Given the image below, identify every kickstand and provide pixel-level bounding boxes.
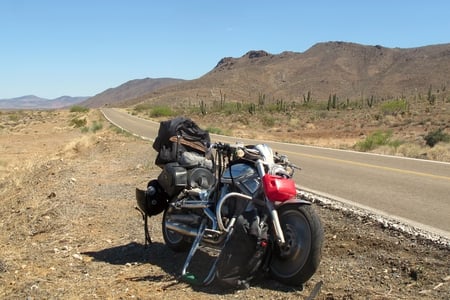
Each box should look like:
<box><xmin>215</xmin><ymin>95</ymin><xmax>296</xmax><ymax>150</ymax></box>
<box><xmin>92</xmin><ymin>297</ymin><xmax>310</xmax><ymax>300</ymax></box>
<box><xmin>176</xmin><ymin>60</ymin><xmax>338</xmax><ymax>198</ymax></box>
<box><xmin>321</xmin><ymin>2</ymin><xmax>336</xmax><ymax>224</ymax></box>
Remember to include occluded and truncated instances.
<box><xmin>180</xmin><ymin>220</ymin><xmax>206</xmax><ymax>284</ymax></box>
<box><xmin>202</xmin><ymin>226</ymin><xmax>235</xmax><ymax>285</ymax></box>
<box><xmin>180</xmin><ymin>220</ymin><xmax>236</xmax><ymax>286</ymax></box>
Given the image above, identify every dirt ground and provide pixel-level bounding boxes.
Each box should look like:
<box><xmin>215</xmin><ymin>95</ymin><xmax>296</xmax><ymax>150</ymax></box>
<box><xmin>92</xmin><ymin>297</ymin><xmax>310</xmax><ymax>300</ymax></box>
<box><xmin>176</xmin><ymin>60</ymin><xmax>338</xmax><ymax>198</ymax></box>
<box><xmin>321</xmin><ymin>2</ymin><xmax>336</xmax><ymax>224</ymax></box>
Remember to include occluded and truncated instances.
<box><xmin>0</xmin><ymin>109</ymin><xmax>449</xmax><ymax>299</ymax></box>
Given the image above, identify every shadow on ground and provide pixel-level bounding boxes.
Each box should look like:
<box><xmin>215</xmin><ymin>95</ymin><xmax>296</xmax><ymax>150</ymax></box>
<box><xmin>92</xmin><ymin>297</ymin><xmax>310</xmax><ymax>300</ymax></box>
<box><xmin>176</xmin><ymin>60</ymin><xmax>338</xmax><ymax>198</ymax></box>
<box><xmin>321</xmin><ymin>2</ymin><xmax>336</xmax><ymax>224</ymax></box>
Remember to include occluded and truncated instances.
<box><xmin>82</xmin><ymin>242</ymin><xmax>304</xmax><ymax>295</ymax></box>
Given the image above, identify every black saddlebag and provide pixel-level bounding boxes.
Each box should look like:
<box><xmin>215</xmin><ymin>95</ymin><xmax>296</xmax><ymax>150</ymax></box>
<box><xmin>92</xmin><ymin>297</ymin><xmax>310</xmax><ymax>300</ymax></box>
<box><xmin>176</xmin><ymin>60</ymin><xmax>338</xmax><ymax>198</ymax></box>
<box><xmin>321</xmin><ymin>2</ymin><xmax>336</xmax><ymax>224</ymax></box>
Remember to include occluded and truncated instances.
<box><xmin>215</xmin><ymin>209</ymin><xmax>268</xmax><ymax>288</ymax></box>
<box><xmin>157</xmin><ymin>162</ymin><xmax>188</xmax><ymax>197</ymax></box>
<box><xmin>153</xmin><ymin>117</ymin><xmax>210</xmax><ymax>167</ymax></box>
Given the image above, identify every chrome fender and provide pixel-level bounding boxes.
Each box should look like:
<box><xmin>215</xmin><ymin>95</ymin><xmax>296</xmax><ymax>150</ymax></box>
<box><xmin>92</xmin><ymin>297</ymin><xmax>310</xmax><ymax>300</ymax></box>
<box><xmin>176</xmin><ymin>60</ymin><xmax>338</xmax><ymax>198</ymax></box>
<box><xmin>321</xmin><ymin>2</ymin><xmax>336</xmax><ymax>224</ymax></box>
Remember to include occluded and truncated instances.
<box><xmin>273</xmin><ymin>197</ymin><xmax>311</xmax><ymax>209</ymax></box>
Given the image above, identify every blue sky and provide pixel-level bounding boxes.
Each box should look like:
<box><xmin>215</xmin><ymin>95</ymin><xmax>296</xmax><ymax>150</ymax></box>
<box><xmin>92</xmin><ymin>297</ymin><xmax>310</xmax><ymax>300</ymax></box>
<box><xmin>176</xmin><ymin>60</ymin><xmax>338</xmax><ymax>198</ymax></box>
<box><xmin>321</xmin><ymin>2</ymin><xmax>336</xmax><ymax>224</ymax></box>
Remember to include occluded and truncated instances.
<box><xmin>1</xmin><ymin>0</ymin><xmax>449</xmax><ymax>99</ymax></box>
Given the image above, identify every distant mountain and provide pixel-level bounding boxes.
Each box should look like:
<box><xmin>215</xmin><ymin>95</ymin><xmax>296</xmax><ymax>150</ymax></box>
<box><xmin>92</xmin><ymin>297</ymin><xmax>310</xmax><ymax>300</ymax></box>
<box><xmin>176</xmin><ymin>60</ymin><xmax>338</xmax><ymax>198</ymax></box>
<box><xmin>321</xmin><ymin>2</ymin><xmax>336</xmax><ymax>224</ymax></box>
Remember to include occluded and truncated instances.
<box><xmin>80</xmin><ymin>77</ymin><xmax>185</xmax><ymax>108</ymax></box>
<box><xmin>118</xmin><ymin>42</ymin><xmax>450</xmax><ymax>108</ymax></box>
<box><xmin>0</xmin><ymin>95</ymin><xmax>89</xmax><ymax>110</ymax></box>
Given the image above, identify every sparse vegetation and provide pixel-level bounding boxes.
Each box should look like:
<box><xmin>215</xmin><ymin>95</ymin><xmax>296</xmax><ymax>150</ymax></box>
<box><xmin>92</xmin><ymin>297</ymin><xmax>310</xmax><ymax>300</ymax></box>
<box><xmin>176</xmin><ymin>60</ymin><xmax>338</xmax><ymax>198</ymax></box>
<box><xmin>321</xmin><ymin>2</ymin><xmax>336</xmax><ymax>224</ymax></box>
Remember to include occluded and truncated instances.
<box><xmin>149</xmin><ymin>105</ymin><xmax>174</xmax><ymax>117</ymax></box>
<box><xmin>355</xmin><ymin>130</ymin><xmax>398</xmax><ymax>152</ymax></box>
<box><xmin>134</xmin><ymin>103</ymin><xmax>153</xmax><ymax>112</ymax></box>
<box><xmin>380</xmin><ymin>98</ymin><xmax>408</xmax><ymax>115</ymax></box>
<box><xmin>126</xmin><ymin>90</ymin><xmax>449</xmax><ymax>162</ymax></box>
<box><xmin>205</xmin><ymin>126</ymin><xmax>225</xmax><ymax>135</ymax></box>
<box><xmin>70</xmin><ymin>105</ymin><xmax>89</xmax><ymax>113</ymax></box>
<box><xmin>424</xmin><ymin>128</ymin><xmax>450</xmax><ymax>147</ymax></box>
<box><xmin>69</xmin><ymin>117</ymin><xmax>87</xmax><ymax>128</ymax></box>
<box><xmin>8</xmin><ymin>113</ymin><xmax>20</xmax><ymax>121</ymax></box>
<box><xmin>134</xmin><ymin>103</ymin><xmax>176</xmax><ymax>118</ymax></box>
<box><xmin>2</xmin><ymin>108</ymin><xmax>449</xmax><ymax>299</ymax></box>
<box><xmin>90</xmin><ymin>120</ymin><xmax>103</xmax><ymax>132</ymax></box>
<box><xmin>261</xmin><ymin>115</ymin><xmax>276</xmax><ymax>127</ymax></box>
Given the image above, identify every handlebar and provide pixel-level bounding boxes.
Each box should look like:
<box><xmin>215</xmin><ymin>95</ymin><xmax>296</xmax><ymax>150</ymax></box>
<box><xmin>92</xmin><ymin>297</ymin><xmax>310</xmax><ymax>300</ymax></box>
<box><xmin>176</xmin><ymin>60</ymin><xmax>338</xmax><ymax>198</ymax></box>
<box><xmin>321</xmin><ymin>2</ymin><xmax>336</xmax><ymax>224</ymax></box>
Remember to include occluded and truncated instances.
<box><xmin>274</xmin><ymin>152</ymin><xmax>301</xmax><ymax>171</ymax></box>
<box><xmin>207</xmin><ymin>142</ymin><xmax>300</xmax><ymax>173</ymax></box>
<box><xmin>207</xmin><ymin>142</ymin><xmax>261</xmax><ymax>160</ymax></box>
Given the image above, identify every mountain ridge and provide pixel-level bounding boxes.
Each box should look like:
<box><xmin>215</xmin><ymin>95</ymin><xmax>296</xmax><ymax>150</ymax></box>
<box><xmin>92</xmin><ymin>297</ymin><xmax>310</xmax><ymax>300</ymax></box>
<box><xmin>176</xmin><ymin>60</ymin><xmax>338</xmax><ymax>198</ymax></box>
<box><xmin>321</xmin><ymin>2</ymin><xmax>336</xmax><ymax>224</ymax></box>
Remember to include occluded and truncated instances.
<box><xmin>3</xmin><ymin>41</ymin><xmax>449</xmax><ymax>110</ymax></box>
<box><xmin>0</xmin><ymin>95</ymin><xmax>89</xmax><ymax>110</ymax></box>
<box><xmin>80</xmin><ymin>77</ymin><xmax>185</xmax><ymax>108</ymax></box>
<box><xmin>118</xmin><ymin>41</ymin><xmax>449</xmax><ymax>108</ymax></box>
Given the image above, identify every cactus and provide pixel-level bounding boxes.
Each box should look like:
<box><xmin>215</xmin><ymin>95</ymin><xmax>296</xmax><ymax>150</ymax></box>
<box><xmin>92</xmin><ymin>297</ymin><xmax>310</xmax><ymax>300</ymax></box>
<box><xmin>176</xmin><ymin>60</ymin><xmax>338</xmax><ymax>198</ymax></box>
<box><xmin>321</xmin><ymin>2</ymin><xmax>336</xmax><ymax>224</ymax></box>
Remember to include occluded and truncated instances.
<box><xmin>303</xmin><ymin>91</ymin><xmax>312</xmax><ymax>103</ymax></box>
<box><xmin>200</xmin><ymin>100</ymin><xmax>207</xmax><ymax>115</ymax></box>
<box><xmin>258</xmin><ymin>92</ymin><xmax>266</xmax><ymax>108</ymax></box>
<box><xmin>367</xmin><ymin>95</ymin><xmax>374</xmax><ymax>108</ymax></box>
<box><xmin>427</xmin><ymin>85</ymin><xmax>436</xmax><ymax>105</ymax></box>
<box><xmin>276</xmin><ymin>98</ymin><xmax>286</xmax><ymax>112</ymax></box>
<box><xmin>220</xmin><ymin>90</ymin><xmax>226</xmax><ymax>109</ymax></box>
<box><xmin>248</xmin><ymin>103</ymin><xmax>256</xmax><ymax>114</ymax></box>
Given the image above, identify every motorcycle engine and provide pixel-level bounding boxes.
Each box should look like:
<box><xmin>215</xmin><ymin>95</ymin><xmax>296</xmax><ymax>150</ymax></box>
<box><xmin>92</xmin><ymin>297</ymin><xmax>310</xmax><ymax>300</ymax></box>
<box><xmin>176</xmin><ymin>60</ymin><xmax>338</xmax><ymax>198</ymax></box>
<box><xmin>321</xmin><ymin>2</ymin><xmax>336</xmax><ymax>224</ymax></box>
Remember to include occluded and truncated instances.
<box><xmin>188</xmin><ymin>167</ymin><xmax>215</xmax><ymax>190</ymax></box>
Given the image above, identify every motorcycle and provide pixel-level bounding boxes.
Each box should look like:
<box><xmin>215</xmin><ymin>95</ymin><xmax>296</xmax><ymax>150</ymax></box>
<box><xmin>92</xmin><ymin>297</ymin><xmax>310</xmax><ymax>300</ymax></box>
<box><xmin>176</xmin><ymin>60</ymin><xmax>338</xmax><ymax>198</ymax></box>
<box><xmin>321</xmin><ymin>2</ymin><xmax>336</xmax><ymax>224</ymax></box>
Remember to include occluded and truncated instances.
<box><xmin>136</xmin><ymin>120</ymin><xmax>323</xmax><ymax>288</ymax></box>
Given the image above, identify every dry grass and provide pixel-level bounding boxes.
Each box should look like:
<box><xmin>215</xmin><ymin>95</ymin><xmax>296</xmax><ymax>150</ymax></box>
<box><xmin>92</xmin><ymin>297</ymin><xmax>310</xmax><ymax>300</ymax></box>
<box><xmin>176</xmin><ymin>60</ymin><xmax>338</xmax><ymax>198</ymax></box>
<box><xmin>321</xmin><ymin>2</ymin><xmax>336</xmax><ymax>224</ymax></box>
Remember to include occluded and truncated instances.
<box><xmin>0</xmin><ymin>108</ymin><xmax>449</xmax><ymax>299</ymax></box>
<box><xmin>131</xmin><ymin>98</ymin><xmax>450</xmax><ymax>162</ymax></box>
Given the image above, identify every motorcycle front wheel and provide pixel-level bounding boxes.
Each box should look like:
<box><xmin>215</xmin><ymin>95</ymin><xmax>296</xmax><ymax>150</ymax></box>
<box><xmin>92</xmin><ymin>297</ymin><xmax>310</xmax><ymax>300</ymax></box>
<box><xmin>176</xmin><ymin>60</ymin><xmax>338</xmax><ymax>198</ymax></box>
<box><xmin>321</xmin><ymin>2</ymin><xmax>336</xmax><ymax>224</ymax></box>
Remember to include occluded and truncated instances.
<box><xmin>162</xmin><ymin>208</ymin><xmax>192</xmax><ymax>252</ymax></box>
<box><xmin>270</xmin><ymin>204</ymin><xmax>323</xmax><ymax>286</ymax></box>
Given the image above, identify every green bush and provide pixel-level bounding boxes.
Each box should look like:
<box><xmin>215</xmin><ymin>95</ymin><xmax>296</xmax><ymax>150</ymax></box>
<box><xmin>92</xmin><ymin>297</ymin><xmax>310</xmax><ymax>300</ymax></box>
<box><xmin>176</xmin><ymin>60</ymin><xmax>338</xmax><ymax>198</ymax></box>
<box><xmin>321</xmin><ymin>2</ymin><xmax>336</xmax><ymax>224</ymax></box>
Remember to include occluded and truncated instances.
<box><xmin>134</xmin><ymin>103</ymin><xmax>153</xmax><ymax>112</ymax></box>
<box><xmin>70</xmin><ymin>105</ymin><xmax>89</xmax><ymax>113</ymax></box>
<box><xmin>70</xmin><ymin>117</ymin><xmax>87</xmax><ymax>128</ymax></box>
<box><xmin>8</xmin><ymin>113</ymin><xmax>20</xmax><ymax>121</ymax></box>
<box><xmin>380</xmin><ymin>99</ymin><xmax>408</xmax><ymax>115</ymax></box>
<box><xmin>261</xmin><ymin>115</ymin><xmax>275</xmax><ymax>127</ymax></box>
<box><xmin>424</xmin><ymin>128</ymin><xmax>450</xmax><ymax>147</ymax></box>
<box><xmin>355</xmin><ymin>130</ymin><xmax>393</xmax><ymax>151</ymax></box>
<box><xmin>91</xmin><ymin>121</ymin><xmax>103</xmax><ymax>132</ymax></box>
<box><xmin>150</xmin><ymin>106</ymin><xmax>173</xmax><ymax>117</ymax></box>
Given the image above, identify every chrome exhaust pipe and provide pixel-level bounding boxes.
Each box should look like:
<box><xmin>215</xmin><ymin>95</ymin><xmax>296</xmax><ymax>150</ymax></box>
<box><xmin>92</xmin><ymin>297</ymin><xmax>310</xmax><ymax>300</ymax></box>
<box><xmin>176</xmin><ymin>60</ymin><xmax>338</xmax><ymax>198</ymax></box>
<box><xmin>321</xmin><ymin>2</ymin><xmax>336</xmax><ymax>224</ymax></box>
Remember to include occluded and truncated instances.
<box><xmin>165</xmin><ymin>221</ymin><xmax>198</xmax><ymax>237</ymax></box>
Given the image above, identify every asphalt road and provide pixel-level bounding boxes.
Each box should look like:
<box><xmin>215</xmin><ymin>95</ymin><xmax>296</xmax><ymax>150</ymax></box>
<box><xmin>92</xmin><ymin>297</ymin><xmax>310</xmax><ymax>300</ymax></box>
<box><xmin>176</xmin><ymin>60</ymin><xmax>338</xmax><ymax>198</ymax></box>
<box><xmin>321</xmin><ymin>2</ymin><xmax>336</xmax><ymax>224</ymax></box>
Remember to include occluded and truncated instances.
<box><xmin>101</xmin><ymin>108</ymin><xmax>450</xmax><ymax>238</ymax></box>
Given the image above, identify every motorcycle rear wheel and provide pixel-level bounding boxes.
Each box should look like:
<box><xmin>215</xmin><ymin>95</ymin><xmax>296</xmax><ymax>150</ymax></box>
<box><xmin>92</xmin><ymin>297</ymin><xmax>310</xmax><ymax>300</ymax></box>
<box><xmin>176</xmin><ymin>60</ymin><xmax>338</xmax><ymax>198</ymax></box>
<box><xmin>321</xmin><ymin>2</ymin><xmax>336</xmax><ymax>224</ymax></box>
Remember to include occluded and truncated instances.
<box><xmin>162</xmin><ymin>208</ymin><xmax>192</xmax><ymax>252</ymax></box>
<box><xmin>270</xmin><ymin>204</ymin><xmax>323</xmax><ymax>286</ymax></box>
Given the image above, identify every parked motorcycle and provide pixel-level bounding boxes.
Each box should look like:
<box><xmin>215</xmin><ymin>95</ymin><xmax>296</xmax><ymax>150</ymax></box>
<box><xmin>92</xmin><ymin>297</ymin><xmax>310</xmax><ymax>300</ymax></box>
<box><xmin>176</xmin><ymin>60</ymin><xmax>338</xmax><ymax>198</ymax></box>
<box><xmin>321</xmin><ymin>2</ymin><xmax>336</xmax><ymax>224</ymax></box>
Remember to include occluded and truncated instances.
<box><xmin>136</xmin><ymin>118</ymin><xmax>323</xmax><ymax>288</ymax></box>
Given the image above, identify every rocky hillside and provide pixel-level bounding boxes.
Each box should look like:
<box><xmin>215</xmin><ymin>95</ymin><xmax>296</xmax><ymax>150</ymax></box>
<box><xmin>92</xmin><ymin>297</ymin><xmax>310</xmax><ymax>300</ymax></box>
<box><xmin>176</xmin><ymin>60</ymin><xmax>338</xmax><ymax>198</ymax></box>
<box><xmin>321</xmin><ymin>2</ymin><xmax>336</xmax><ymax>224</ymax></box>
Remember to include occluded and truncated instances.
<box><xmin>81</xmin><ymin>77</ymin><xmax>184</xmax><ymax>108</ymax></box>
<box><xmin>119</xmin><ymin>42</ymin><xmax>450</xmax><ymax>108</ymax></box>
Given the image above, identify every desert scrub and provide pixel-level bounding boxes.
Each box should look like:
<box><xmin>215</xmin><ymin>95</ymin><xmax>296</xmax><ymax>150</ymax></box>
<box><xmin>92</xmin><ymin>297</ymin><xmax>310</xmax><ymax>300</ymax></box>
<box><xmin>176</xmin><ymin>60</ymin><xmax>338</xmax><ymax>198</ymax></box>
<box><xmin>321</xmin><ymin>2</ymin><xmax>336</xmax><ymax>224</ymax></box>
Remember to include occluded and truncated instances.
<box><xmin>426</xmin><ymin>143</ymin><xmax>450</xmax><ymax>162</ymax></box>
<box><xmin>134</xmin><ymin>103</ymin><xmax>153</xmax><ymax>112</ymax></box>
<box><xmin>261</xmin><ymin>115</ymin><xmax>276</xmax><ymax>127</ymax></box>
<box><xmin>70</xmin><ymin>105</ymin><xmax>89</xmax><ymax>113</ymax></box>
<box><xmin>355</xmin><ymin>130</ymin><xmax>400</xmax><ymax>152</ymax></box>
<box><xmin>205</xmin><ymin>126</ymin><xmax>231</xmax><ymax>136</ymax></box>
<box><xmin>80</xmin><ymin>120</ymin><xmax>103</xmax><ymax>133</ymax></box>
<box><xmin>396</xmin><ymin>143</ymin><xmax>427</xmax><ymax>159</ymax></box>
<box><xmin>133</xmin><ymin>104</ymin><xmax>149</xmax><ymax>116</ymax></box>
<box><xmin>90</xmin><ymin>120</ymin><xmax>103</xmax><ymax>132</ymax></box>
<box><xmin>70</xmin><ymin>117</ymin><xmax>87</xmax><ymax>128</ymax></box>
<box><xmin>8</xmin><ymin>113</ymin><xmax>21</xmax><ymax>122</ymax></box>
<box><xmin>424</xmin><ymin>128</ymin><xmax>450</xmax><ymax>147</ymax></box>
<box><xmin>380</xmin><ymin>99</ymin><xmax>408</xmax><ymax>115</ymax></box>
<box><xmin>149</xmin><ymin>105</ymin><xmax>174</xmax><ymax>117</ymax></box>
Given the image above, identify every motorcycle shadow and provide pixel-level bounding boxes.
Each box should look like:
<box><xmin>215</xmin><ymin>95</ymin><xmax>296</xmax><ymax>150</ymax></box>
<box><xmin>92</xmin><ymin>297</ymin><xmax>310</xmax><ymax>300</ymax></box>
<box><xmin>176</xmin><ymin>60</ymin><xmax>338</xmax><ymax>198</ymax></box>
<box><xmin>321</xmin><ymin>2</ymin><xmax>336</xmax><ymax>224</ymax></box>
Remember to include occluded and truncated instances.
<box><xmin>82</xmin><ymin>241</ymin><xmax>301</xmax><ymax>295</ymax></box>
<box><xmin>82</xmin><ymin>241</ymin><xmax>188</xmax><ymax>276</ymax></box>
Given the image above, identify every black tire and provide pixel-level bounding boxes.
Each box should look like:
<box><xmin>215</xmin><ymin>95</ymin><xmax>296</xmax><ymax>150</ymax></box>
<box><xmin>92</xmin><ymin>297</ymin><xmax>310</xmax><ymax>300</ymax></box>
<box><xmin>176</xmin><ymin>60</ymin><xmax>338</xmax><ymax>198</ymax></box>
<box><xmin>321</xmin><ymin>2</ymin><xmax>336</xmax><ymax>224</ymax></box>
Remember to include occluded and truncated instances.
<box><xmin>161</xmin><ymin>208</ymin><xmax>192</xmax><ymax>252</ymax></box>
<box><xmin>270</xmin><ymin>204</ymin><xmax>323</xmax><ymax>286</ymax></box>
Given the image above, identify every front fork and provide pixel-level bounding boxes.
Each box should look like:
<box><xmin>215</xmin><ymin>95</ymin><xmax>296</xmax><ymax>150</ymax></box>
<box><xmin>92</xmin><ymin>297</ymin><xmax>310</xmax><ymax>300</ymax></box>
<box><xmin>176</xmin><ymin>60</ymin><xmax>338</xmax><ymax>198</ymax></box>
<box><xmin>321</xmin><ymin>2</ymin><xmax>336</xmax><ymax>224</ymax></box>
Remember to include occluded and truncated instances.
<box><xmin>266</xmin><ymin>200</ymin><xmax>286</xmax><ymax>245</ymax></box>
<box><xmin>255</xmin><ymin>159</ymin><xmax>287</xmax><ymax>246</ymax></box>
<box><xmin>268</xmin><ymin>199</ymin><xmax>312</xmax><ymax>247</ymax></box>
